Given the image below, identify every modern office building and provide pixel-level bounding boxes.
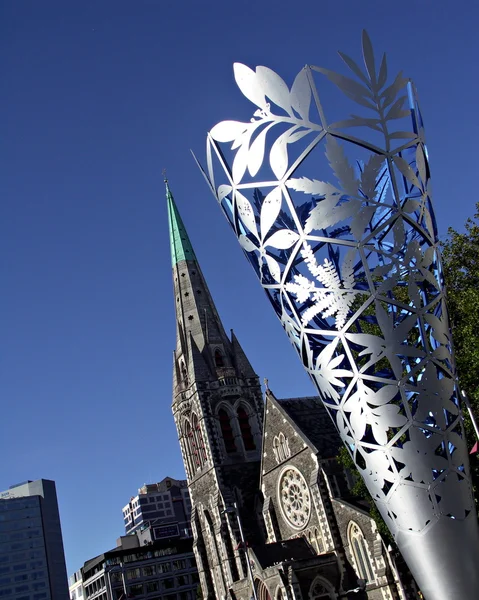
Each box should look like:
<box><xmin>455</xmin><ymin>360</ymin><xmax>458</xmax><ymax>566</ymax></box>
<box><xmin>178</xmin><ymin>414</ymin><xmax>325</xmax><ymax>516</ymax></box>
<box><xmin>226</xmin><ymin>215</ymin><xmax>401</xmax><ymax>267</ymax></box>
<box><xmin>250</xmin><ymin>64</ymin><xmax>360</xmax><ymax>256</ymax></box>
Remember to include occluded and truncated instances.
<box><xmin>121</xmin><ymin>477</ymin><xmax>191</xmax><ymax>539</ymax></box>
<box><xmin>68</xmin><ymin>570</ymin><xmax>84</xmax><ymax>600</ymax></box>
<box><xmin>0</xmin><ymin>479</ymin><xmax>69</xmax><ymax>600</ymax></box>
<box><xmin>81</xmin><ymin>528</ymin><xmax>199</xmax><ymax>600</ymax></box>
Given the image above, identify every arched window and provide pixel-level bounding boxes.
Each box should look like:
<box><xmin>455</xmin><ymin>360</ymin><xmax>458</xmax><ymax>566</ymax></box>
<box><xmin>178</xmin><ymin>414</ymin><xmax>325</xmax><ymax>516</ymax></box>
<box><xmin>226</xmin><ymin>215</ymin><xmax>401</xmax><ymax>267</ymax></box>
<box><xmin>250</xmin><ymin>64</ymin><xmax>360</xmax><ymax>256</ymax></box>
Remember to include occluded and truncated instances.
<box><xmin>255</xmin><ymin>580</ymin><xmax>272</xmax><ymax>600</ymax></box>
<box><xmin>180</xmin><ymin>360</ymin><xmax>188</xmax><ymax>386</ymax></box>
<box><xmin>184</xmin><ymin>419</ymin><xmax>197</xmax><ymax>474</ymax></box>
<box><xmin>219</xmin><ymin>409</ymin><xmax>236</xmax><ymax>453</ymax></box>
<box><xmin>348</xmin><ymin>522</ymin><xmax>375</xmax><ymax>584</ymax></box>
<box><xmin>204</xmin><ymin>511</ymin><xmax>222</xmax><ymax>577</ymax></box>
<box><xmin>237</xmin><ymin>406</ymin><xmax>256</xmax><ymax>450</ymax></box>
<box><xmin>273</xmin><ymin>432</ymin><xmax>290</xmax><ymax>464</ymax></box>
<box><xmin>221</xmin><ymin>518</ymin><xmax>239</xmax><ymax>582</ymax></box>
<box><xmin>214</xmin><ymin>349</ymin><xmax>224</xmax><ymax>367</ymax></box>
<box><xmin>192</xmin><ymin>413</ymin><xmax>207</xmax><ymax>466</ymax></box>
<box><xmin>194</xmin><ymin>512</ymin><xmax>214</xmax><ymax>597</ymax></box>
<box><xmin>272</xmin><ymin>436</ymin><xmax>280</xmax><ymax>462</ymax></box>
<box><xmin>279</xmin><ymin>432</ymin><xmax>290</xmax><ymax>459</ymax></box>
<box><xmin>308</xmin><ymin>576</ymin><xmax>336</xmax><ymax>600</ymax></box>
<box><xmin>306</xmin><ymin>528</ymin><xmax>324</xmax><ymax>555</ymax></box>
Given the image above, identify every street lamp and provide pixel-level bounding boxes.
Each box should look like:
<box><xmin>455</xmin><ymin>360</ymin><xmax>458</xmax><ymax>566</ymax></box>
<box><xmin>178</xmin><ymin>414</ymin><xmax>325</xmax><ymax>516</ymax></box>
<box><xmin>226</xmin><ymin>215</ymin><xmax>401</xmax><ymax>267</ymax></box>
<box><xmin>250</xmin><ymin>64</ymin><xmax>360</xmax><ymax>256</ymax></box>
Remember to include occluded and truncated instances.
<box><xmin>222</xmin><ymin>503</ymin><xmax>258</xmax><ymax>600</ymax></box>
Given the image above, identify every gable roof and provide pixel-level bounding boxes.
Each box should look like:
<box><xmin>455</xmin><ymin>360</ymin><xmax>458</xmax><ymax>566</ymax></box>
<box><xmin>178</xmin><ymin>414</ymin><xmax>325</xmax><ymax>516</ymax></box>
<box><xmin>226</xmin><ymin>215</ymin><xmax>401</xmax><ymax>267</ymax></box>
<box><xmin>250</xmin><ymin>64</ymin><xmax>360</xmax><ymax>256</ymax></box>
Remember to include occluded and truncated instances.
<box><xmin>269</xmin><ymin>393</ymin><xmax>342</xmax><ymax>459</ymax></box>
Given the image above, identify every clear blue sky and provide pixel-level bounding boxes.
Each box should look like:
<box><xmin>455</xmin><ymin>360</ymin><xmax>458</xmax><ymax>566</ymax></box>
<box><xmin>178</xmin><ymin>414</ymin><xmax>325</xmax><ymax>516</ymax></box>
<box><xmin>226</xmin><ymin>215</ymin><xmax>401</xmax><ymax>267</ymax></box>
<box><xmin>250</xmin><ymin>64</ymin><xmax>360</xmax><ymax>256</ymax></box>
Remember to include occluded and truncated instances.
<box><xmin>2</xmin><ymin>0</ymin><xmax>478</xmax><ymax>575</ymax></box>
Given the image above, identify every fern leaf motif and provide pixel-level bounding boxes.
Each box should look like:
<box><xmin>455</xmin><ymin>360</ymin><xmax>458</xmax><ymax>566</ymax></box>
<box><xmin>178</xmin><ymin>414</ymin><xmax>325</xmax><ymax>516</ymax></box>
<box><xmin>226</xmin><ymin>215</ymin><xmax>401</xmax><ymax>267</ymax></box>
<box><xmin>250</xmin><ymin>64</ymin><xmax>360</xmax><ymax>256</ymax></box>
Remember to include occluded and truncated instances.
<box><xmin>285</xmin><ymin>244</ymin><xmax>359</xmax><ymax>330</ymax></box>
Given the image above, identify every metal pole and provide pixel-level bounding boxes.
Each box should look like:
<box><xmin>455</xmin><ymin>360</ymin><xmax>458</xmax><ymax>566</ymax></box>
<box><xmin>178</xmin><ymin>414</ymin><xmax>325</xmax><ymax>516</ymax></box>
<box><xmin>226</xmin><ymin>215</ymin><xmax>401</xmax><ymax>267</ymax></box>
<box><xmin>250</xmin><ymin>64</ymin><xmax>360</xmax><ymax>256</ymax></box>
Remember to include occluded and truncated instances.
<box><xmin>105</xmin><ymin>565</ymin><xmax>126</xmax><ymax>600</ymax></box>
<box><xmin>384</xmin><ymin>544</ymin><xmax>407</xmax><ymax>600</ymax></box>
<box><xmin>120</xmin><ymin>561</ymin><xmax>127</xmax><ymax>598</ymax></box>
<box><xmin>106</xmin><ymin>568</ymin><xmax>113</xmax><ymax>600</ymax></box>
<box><xmin>462</xmin><ymin>390</ymin><xmax>479</xmax><ymax>441</ymax></box>
<box><xmin>233</xmin><ymin>502</ymin><xmax>258</xmax><ymax>600</ymax></box>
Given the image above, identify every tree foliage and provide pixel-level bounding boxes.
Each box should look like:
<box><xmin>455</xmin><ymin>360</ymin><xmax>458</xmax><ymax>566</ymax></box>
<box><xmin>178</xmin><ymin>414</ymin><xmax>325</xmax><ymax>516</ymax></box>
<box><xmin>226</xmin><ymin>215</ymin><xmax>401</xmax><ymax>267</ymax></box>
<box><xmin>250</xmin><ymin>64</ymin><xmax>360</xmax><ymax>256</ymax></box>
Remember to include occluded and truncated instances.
<box><xmin>337</xmin><ymin>445</ymin><xmax>393</xmax><ymax>543</ymax></box>
<box><xmin>441</xmin><ymin>202</ymin><xmax>479</xmax><ymax>495</ymax></box>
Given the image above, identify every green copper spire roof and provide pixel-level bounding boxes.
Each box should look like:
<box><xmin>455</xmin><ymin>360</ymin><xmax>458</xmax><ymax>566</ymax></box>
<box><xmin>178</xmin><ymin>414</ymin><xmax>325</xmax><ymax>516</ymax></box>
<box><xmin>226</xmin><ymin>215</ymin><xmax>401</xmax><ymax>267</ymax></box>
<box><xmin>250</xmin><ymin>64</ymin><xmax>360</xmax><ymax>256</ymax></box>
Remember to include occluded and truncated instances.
<box><xmin>166</xmin><ymin>179</ymin><xmax>197</xmax><ymax>266</ymax></box>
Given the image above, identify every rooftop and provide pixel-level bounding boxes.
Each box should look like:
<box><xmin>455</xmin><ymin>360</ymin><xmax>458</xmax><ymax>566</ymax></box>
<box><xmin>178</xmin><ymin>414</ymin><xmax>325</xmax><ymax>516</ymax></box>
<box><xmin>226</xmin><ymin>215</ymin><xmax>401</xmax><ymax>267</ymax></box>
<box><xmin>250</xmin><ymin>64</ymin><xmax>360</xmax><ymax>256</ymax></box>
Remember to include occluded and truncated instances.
<box><xmin>275</xmin><ymin>395</ymin><xmax>342</xmax><ymax>459</ymax></box>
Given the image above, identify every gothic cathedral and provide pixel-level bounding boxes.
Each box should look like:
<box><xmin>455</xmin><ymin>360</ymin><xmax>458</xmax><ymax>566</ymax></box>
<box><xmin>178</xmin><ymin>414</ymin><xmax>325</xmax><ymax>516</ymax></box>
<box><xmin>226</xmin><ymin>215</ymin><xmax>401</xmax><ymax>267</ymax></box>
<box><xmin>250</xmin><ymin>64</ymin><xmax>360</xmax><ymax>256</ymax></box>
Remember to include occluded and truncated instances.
<box><xmin>166</xmin><ymin>182</ymin><xmax>417</xmax><ymax>600</ymax></box>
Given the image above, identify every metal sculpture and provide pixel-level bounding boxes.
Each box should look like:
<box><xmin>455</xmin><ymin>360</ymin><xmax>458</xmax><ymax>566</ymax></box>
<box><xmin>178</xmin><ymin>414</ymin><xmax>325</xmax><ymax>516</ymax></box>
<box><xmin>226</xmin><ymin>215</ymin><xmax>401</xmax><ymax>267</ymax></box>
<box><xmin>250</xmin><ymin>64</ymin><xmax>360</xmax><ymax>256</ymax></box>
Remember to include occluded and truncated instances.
<box><xmin>197</xmin><ymin>32</ymin><xmax>479</xmax><ymax>598</ymax></box>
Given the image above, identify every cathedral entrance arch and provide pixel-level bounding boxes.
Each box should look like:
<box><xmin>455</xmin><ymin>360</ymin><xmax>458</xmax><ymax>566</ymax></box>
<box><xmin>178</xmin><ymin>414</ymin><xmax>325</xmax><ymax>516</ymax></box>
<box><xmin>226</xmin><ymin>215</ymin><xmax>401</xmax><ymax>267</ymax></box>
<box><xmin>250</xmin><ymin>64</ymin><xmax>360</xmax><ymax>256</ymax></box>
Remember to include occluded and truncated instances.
<box><xmin>308</xmin><ymin>576</ymin><xmax>336</xmax><ymax>600</ymax></box>
<box><xmin>254</xmin><ymin>579</ymin><xmax>272</xmax><ymax>600</ymax></box>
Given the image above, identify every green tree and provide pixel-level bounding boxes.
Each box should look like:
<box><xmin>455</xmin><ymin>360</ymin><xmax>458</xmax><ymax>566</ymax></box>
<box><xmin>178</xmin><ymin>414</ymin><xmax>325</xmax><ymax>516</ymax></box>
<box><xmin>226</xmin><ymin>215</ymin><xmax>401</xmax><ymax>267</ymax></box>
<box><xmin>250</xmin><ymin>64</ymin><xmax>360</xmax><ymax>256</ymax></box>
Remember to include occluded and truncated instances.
<box><xmin>337</xmin><ymin>445</ymin><xmax>393</xmax><ymax>543</ymax></box>
<box><xmin>441</xmin><ymin>202</ymin><xmax>479</xmax><ymax>497</ymax></box>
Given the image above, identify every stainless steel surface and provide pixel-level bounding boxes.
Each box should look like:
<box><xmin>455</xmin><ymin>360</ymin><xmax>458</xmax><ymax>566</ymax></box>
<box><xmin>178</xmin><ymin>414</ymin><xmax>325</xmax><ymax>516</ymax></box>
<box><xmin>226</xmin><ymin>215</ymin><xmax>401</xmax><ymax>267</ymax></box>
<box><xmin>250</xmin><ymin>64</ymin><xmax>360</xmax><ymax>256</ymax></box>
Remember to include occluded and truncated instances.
<box><xmin>198</xmin><ymin>31</ymin><xmax>479</xmax><ymax>598</ymax></box>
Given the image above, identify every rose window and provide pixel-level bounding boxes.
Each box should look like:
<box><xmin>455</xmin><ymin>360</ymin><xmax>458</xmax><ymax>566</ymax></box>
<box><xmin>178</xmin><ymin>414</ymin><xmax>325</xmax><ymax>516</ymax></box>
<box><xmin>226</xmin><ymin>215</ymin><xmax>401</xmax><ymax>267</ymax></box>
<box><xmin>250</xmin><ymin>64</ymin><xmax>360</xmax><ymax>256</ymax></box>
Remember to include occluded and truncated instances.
<box><xmin>278</xmin><ymin>467</ymin><xmax>311</xmax><ymax>530</ymax></box>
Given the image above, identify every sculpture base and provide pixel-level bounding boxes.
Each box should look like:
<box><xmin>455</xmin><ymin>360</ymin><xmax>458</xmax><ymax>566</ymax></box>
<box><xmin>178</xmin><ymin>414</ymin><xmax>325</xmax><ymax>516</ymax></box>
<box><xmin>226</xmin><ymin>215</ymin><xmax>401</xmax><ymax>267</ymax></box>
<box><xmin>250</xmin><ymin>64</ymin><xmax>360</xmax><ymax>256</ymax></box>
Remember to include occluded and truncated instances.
<box><xmin>397</xmin><ymin>512</ymin><xmax>479</xmax><ymax>599</ymax></box>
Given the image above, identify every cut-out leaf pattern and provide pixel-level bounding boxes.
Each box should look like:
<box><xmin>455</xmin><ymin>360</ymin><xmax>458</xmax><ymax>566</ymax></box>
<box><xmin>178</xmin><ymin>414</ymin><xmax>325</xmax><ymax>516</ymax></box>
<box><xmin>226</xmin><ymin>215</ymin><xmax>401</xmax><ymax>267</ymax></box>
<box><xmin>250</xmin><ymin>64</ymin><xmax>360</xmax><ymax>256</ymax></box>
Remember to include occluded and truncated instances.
<box><xmin>264</xmin><ymin>255</ymin><xmax>281</xmax><ymax>282</ymax></box>
<box><xmin>210</xmin><ymin>120</ymin><xmax>250</xmax><ymax>143</ymax></box>
<box><xmin>265</xmin><ymin>229</ymin><xmax>299</xmax><ymax>250</ymax></box>
<box><xmin>232</xmin><ymin>142</ymin><xmax>250</xmax><ymax>184</ymax></box>
<box><xmin>233</xmin><ymin>63</ymin><xmax>266</xmax><ymax>108</ymax></box>
<box><xmin>317</xmin><ymin>67</ymin><xmax>376</xmax><ymax>109</ymax></box>
<box><xmin>286</xmin><ymin>244</ymin><xmax>360</xmax><ymax>329</ymax></box>
<box><xmin>326</xmin><ymin>136</ymin><xmax>359</xmax><ymax>196</ymax></box>
<box><xmin>343</xmin><ymin>383</ymin><xmax>407</xmax><ymax>445</ymax></box>
<box><xmin>287</xmin><ymin>177</ymin><xmax>340</xmax><ymax>197</ymax></box>
<box><xmin>203</xmin><ymin>30</ymin><xmax>473</xmax><ymax>548</ymax></box>
<box><xmin>290</xmin><ymin>68</ymin><xmax>312</xmax><ymax>120</ymax></box>
<box><xmin>362</xmin><ymin>30</ymin><xmax>377</xmax><ymax>86</ymax></box>
<box><xmin>313</xmin><ymin>340</ymin><xmax>352</xmax><ymax>402</ymax></box>
<box><xmin>361</xmin><ymin>154</ymin><xmax>383</xmax><ymax>200</ymax></box>
<box><xmin>260</xmin><ymin>187</ymin><xmax>282</xmax><ymax>240</ymax></box>
<box><xmin>256</xmin><ymin>66</ymin><xmax>293</xmax><ymax>114</ymax></box>
<box><xmin>270</xmin><ymin>130</ymin><xmax>290</xmax><ymax>179</ymax></box>
<box><xmin>235</xmin><ymin>191</ymin><xmax>257</xmax><ymax>236</ymax></box>
<box><xmin>318</xmin><ymin>33</ymin><xmax>411</xmax><ymax>141</ymax></box>
<box><xmin>393</xmin><ymin>155</ymin><xmax>421</xmax><ymax>189</ymax></box>
<box><xmin>210</xmin><ymin>63</ymin><xmax>323</xmax><ymax>183</ymax></box>
<box><xmin>217</xmin><ymin>184</ymin><xmax>232</xmax><ymax>202</ymax></box>
<box><xmin>234</xmin><ymin>187</ymin><xmax>300</xmax><ymax>284</ymax></box>
<box><xmin>239</xmin><ymin>234</ymin><xmax>258</xmax><ymax>253</ymax></box>
<box><xmin>248</xmin><ymin>124</ymin><xmax>273</xmax><ymax>177</ymax></box>
<box><xmin>290</xmin><ymin>143</ymin><xmax>383</xmax><ymax>239</ymax></box>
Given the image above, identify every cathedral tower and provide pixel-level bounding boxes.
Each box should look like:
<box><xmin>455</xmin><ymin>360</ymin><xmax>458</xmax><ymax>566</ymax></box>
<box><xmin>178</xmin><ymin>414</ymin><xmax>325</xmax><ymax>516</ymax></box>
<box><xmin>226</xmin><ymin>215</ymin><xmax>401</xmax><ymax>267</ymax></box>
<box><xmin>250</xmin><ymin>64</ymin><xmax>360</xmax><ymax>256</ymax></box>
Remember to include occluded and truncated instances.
<box><xmin>167</xmin><ymin>180</ymin><xmax>264</xmax><ymax>599</ymax></box>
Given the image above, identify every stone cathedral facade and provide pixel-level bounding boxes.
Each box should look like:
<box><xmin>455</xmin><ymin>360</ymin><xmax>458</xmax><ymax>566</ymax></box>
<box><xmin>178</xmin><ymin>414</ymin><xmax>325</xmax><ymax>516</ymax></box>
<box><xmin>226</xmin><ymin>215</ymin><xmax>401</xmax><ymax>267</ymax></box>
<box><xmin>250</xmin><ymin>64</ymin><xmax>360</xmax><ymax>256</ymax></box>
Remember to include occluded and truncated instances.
<box><xmin>166</xmin><ymin>183</ymin><xmax>416</xmax><ymax>600</ymax></box>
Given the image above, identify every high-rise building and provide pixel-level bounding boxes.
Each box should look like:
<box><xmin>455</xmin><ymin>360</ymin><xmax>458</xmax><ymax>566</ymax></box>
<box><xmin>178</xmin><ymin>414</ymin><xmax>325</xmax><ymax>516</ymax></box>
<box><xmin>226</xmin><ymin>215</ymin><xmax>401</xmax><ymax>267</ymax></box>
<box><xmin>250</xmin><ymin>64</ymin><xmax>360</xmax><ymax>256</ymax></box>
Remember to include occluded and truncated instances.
<box><xmin>0</xmin><ymin>479</ymin><xmax>69</xmax><ymax>600</ymax></box>
<box><xmin>70</xmin><ymin>478</ymin><xmax>199</xmax><ymax>600</ymax></box>
<box><xmin>121</xmin><ymin>477</ymin><xmax>191</xmax><ymax>539</ymax></box>
<box><xmin>68</xmin><ymin>570</ymin><xmax>83</xmax><ymax>600</ymax></box>
<box><xmin>79</xmin><ymin>525</ymin><xmax>199</xmax><ymax>600</ymax></box>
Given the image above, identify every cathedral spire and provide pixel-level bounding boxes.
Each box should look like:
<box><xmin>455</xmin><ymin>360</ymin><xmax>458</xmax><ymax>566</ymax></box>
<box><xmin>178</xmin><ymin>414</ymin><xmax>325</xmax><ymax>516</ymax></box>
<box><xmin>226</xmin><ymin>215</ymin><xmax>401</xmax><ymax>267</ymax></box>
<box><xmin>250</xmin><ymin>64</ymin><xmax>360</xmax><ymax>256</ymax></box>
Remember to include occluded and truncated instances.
<box><xmin>166</xmin><ymin>178</ymin><xmax>197</xmax><ymax>266</ymax></box>
<box><xmin>167</xmin><ymin>179</ymin><xmax>235</xmax><ymax>390</ymax></box>
<box><xmin>167</xmin><ymin>180</ymin><xmax>265</xmax><ymax>600</ymax></box>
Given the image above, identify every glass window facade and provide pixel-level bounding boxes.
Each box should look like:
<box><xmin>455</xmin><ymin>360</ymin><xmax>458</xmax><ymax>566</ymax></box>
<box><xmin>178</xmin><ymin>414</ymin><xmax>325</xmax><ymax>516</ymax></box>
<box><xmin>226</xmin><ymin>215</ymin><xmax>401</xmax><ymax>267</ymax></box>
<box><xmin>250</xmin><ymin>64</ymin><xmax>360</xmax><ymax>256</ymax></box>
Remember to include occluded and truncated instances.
<box><xmin>0</xmin><ymin>496</ymin><xmax>51</xmax><ymax>600</ymax></box>
<box><xmin>0</xmin><ymin>480</ymin><xmax>69</xmax><ymax>600</ymax></box>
